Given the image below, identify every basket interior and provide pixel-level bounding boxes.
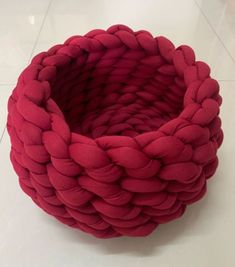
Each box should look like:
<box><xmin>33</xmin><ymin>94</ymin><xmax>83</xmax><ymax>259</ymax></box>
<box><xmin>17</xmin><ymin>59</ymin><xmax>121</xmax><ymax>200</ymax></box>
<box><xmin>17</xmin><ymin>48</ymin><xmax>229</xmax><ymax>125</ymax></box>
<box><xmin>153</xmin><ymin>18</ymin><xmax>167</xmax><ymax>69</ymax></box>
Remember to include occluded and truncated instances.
<box><xmin>50</xmin><ymin>47</ymin><xmax>187</xmax><ymax>138</ymax></box>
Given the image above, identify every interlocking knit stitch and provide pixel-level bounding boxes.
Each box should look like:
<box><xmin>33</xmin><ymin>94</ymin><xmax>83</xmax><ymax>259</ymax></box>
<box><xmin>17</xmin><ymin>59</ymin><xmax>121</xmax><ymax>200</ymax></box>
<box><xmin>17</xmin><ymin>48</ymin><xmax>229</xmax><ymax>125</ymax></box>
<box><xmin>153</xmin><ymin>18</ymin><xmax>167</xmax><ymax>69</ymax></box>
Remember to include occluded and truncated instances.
<box><xmin>7</xmin><ymin>25</ymin><xmax>223</xmax><ymax>238</ymax></box>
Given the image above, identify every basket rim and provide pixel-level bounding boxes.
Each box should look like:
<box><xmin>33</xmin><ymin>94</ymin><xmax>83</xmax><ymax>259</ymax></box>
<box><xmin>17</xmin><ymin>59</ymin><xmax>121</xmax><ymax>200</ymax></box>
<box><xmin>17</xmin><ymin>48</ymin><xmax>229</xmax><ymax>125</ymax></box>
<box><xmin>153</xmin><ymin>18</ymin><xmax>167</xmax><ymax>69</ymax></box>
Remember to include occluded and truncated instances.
<box><xmin>10</xmin><ymin>24</ymin><xmax>220</xmax><ymax>144</ymax></box>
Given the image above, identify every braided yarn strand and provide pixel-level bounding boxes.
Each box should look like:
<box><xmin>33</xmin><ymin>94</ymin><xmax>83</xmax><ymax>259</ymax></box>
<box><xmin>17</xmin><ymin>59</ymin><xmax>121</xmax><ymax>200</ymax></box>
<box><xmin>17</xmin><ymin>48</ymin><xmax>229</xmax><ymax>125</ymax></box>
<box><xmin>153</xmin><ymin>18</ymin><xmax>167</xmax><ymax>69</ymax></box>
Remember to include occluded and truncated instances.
<box><xmin>7</xmin><ymin>25</ymin><xmax>223</xmax><ymax>238</ymax></box>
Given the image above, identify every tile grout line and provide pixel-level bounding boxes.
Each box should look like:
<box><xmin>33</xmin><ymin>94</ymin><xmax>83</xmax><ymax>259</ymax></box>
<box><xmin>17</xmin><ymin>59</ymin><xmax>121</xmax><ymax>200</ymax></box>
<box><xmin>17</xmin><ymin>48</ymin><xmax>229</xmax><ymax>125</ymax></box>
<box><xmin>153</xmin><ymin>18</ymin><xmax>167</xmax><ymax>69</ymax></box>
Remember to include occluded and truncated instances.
<box><xmin>0</xmin><ymin>127</ymin><xmax>6</xmax><ymax>144</ymax></box>
<box><xmin>0</xmin><ymin>83</ymin><xmax>16</xmax><ymax>86</ymax></box>
<box><xmin>194</xmin><ymin>0</ymin><xmax>235</xmax><ymax>64</ymax></box>
<box><xmin>28</xmin><ymin>0</ymin><xmax>53</xmax><ymax>62</ymax></box>
<box><xmin>0</xmin><ymin>0</ymin><xmax>53</xmax><ymax>144</ymax></box>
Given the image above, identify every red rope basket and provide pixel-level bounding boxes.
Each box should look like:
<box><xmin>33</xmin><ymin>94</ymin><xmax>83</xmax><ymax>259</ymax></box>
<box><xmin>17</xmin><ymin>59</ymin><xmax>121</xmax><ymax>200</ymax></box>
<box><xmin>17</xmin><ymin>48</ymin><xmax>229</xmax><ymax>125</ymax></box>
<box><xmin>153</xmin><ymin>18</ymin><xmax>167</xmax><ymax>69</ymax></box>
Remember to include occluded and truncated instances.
<box><xmin>7</xmin><ymin>25</ymin><xmax>223</xmax><ymax>238</ymax></box>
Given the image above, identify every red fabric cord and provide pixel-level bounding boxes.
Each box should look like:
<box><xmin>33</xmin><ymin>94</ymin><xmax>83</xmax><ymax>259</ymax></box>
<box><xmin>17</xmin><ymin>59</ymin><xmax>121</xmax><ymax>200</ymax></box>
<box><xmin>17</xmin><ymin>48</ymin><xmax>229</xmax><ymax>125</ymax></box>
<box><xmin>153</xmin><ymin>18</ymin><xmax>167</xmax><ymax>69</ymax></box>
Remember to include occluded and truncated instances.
<box><xmin>7</xmin><ymin>25</ymin><xmax>223</xmax><ymax>238</ymax></box>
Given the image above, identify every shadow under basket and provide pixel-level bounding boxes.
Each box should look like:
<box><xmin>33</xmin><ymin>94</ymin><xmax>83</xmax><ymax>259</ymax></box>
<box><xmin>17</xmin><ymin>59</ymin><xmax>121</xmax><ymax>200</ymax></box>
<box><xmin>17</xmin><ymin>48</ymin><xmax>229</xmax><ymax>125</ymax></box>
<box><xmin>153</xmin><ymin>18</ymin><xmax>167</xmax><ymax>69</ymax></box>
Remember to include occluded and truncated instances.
<box><xmin>7</xmin><ymin>24</ymin><xmax>223</xmax><ymax>238</ymax></box>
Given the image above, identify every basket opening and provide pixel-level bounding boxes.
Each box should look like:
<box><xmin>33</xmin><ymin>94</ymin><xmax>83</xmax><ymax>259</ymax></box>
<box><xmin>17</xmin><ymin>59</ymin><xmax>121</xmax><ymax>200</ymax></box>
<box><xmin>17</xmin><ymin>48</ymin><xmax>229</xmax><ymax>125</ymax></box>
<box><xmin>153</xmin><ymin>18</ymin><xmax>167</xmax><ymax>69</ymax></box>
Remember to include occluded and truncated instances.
<box><xmin>50</xmin><ymin>49</ymin><xmax>187</xmax><ymax>138</ymax></box>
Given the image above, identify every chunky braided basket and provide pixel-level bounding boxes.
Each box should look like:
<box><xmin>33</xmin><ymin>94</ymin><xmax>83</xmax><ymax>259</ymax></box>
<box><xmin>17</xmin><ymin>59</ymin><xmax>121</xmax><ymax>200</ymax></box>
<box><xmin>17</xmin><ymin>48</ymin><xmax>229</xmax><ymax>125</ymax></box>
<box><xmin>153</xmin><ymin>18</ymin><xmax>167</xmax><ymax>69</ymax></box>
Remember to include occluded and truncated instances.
<box><xmin>7</xmin><ymin>25</ymin><xmax>223</xmax><ymax>238</ymax></box>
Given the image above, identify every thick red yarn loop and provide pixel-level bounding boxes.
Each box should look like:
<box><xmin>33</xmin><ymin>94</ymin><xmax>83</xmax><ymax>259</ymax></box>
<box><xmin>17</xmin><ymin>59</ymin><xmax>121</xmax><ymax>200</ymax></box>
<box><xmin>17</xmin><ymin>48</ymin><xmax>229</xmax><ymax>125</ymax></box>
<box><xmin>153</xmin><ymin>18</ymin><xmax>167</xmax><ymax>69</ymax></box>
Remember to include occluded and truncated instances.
<box><xmin>7</xmin><ymin>25</ymin><xmax>223</xmax><ymax>238</ymax></box>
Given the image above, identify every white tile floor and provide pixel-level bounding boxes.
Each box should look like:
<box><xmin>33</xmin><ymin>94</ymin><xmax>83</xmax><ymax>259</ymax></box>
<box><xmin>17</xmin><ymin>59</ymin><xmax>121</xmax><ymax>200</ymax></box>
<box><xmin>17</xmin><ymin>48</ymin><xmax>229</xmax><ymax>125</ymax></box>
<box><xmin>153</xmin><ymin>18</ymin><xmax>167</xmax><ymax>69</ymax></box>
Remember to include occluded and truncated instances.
<box><xmin>0</xmin><ymin>0</ymin><xmax>234</xmax><ymax>266</ymax></box>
